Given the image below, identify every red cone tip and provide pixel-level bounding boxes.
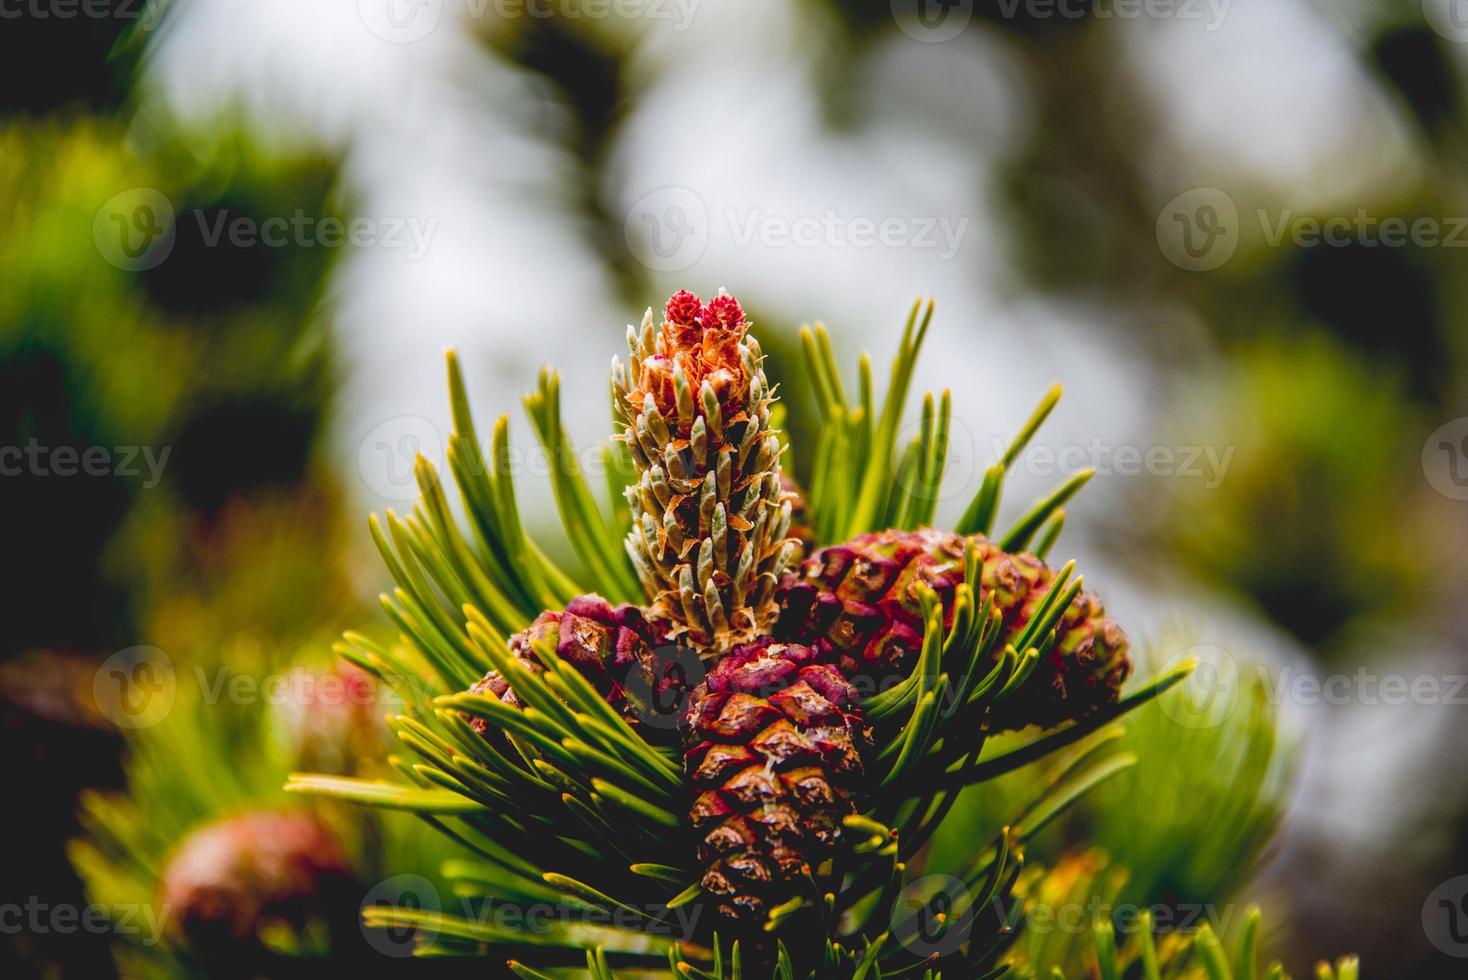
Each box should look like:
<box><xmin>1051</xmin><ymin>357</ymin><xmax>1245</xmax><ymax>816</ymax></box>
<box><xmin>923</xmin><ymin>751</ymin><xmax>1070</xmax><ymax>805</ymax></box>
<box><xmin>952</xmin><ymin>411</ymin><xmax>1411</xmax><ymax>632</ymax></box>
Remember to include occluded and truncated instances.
<box><xmin>661</xmin><ymin>288</ymin><xmax>746</xmax><ymax>332</ymax></box>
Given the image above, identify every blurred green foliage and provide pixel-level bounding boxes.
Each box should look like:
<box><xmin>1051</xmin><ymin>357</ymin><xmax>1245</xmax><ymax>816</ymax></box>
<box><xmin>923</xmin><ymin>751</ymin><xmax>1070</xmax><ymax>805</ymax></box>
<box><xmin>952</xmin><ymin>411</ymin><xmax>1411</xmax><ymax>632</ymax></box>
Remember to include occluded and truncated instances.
<box><xmin>71</xmin><ymin>642</ymin><xmax>460</xmax><ymax>978</ymax></box>
<box><xmin>0</xmin><ymin>119</ymin><xmax>345</xmax><ymax>660</ymax></box>
<box><xmin>929</xmin><ymin>629</ymin><xmax>1290</xmax><ymax>917</ymax></box>
<box><xmin>1155</xmin><ymin>332</ymin><xmax>1465</xmax><ymax>651</ymax></box>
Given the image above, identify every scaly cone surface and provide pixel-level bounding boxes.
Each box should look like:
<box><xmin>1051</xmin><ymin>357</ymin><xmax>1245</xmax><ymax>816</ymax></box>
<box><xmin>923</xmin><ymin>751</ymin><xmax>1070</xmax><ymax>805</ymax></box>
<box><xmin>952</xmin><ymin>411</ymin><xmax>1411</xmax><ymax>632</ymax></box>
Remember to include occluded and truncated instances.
<box><xmin>613</xmin><ymin>289</ymin><xmax>799</xmax><ymax>653</ymax></box>
<box><xmin>776</xmin><ymin>527</ymin><xmax>1131</xmax><ymax>731</ymax></box>
<box><xmin>682</xmin><ymin>639</ymin><xmax>867</xmax><ymax>922</ymax></box>
<box><xmin>466</xmin><ymin>594</ymin><xmax>687</xmax><ymax>733</ymax></box>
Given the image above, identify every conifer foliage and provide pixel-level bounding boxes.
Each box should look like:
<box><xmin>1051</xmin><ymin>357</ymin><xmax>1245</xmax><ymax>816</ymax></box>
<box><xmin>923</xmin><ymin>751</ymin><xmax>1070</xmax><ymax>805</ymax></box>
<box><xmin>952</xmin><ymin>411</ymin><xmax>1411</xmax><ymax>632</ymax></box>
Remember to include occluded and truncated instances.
<box><xmin>288</xmin><ymin>289</ymin><xmax>1340</xmax><ymax>978</ymax></box>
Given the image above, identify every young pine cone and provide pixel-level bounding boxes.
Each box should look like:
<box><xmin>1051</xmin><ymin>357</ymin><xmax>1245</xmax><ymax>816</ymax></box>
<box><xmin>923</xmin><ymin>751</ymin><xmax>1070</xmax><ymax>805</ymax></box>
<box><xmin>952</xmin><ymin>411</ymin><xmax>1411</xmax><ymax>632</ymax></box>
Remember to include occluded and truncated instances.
<box><xmin>681</xmin><ymin>639</ymin><xmax>867</xmax><ymax>923</ymax></box>
<box><xmin>466</xmin><ymin>594</ymin><xmax>689</xmax><ymax>734</ymax></box>
<box><xmin>776</xmin><ymin>527</ymin><xmax>1131</xmax><ymax>731</ymax></box>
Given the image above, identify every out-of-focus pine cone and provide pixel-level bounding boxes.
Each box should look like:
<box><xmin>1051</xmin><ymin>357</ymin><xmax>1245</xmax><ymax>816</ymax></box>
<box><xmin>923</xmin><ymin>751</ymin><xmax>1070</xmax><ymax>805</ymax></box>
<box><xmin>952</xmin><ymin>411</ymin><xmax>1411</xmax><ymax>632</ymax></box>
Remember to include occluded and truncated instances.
<box><xmin>159</xmin><ymin>810</ymin><xmax>353</xmax><ymax>963</ymax></box>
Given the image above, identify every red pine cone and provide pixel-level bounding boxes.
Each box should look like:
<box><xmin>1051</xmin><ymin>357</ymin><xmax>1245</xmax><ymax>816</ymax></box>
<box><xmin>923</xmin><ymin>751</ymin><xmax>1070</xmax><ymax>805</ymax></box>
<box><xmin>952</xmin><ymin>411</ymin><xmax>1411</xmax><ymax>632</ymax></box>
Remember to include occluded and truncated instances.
<box><xmin>682</xmin><ymin>639</ymin><xmax>868</xmax><ymax>923</ymax></box>
<box><xmin>638</xmin><ymin>288</ymin><xmax>750</xmax><ymax>437</ymax></box>
<box><xmin>467</xmin><ymin>595</ymin><xmax>689</xmax><ymax>731</ymax></box>
<box><xmin>159</xmin><ymin>810</ymin><xmax>353</xmax><ymax>959</ymax></box>
<box><xmin>775</xmin><ymin>527</ymin><xmax>1130</xmax><ymax>731</ymax></box>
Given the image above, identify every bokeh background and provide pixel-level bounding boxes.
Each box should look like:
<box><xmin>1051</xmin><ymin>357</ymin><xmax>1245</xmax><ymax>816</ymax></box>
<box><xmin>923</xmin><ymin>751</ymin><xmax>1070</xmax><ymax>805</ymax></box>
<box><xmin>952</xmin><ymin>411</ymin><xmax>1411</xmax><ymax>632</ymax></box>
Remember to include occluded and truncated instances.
<box><xmin>4</xmin><ymin>0</ymin><xmax>1468</xmax><ymax>976</ymax></box>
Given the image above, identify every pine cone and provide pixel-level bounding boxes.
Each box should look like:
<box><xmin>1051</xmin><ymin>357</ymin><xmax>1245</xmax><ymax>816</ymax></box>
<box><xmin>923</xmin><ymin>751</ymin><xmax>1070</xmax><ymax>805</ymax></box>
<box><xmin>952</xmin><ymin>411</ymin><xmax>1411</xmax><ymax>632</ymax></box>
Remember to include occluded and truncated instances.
<box><xmin>682</xmin><ymin>639</ymin><xmax>867</xmax><ymax>923</ymax></box>
<box><xmin>159</xmin><ymin>810</ymin><xmax>353</xmax><ymax>963</ymax></box>
<box><xmin>612</xmin><ymin>289</ymin><xmax>799</xmax><ymax>651</ymax></box>
<box><xmin>776</xmin><ymin>527</ymin><xmax>1131</xmax><ymax>731</ymax></box>
<box><xmin>467</xmin><ymin>594</ymin><xmax>689</xmax><ymax>733</ymax></box>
